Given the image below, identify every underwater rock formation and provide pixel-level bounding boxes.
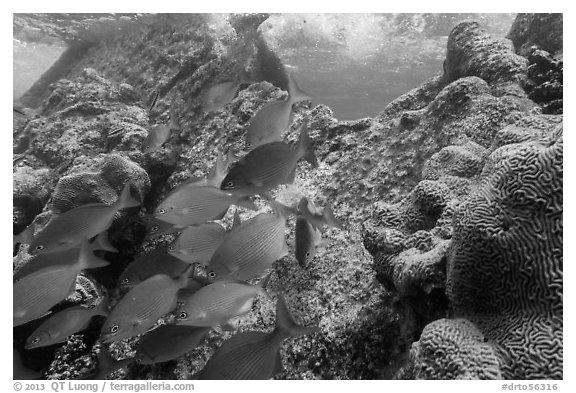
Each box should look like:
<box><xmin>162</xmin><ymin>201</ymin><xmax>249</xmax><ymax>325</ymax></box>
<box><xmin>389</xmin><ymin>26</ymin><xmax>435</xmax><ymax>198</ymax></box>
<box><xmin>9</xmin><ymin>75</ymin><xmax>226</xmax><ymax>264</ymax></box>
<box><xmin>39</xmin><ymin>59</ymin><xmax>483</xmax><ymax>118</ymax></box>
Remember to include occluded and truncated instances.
<box><xmin>51</xmin><ymin>153</ymin><xmax>150</xmax><ymax>213</ymax></box>
<box><xmin>507</xmin><ymin>13</ymin><xmax>563</xmax><ymax>57</ymax></box>
<box><xmin>14</xmin><ymin>14</ymin><xmax>562</xmax><ymax>380</ymax></box>
<box><xmin>443</xmin><ymin>21</ymin><xmax>527</xmax><ymax>87</ymax></box>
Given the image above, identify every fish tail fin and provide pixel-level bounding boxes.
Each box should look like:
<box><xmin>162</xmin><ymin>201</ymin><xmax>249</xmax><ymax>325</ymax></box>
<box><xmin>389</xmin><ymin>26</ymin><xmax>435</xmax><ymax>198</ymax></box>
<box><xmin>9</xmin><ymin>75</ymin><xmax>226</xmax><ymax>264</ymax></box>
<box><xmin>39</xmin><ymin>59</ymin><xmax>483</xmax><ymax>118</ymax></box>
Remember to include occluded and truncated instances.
<box><xmin>287</xmin><ymin>73</ymin><xmax>311</xmax><ymax>104</ymax></box>
<box><xmin>232</xmin><ymin>209</ymin><xmax>242</xmax><ymax>229</ymax></box>
<box><xmin>298</xmin><ymin>124</ymin><xmax>318</xmax><ymax>168</ymax></box>
<box><xmin>177</xmin><ymin>264</ymin><xmax>195</xmax><ymax>288</ymax></box>
<box><xmin>94</xmin><ymin>295</ymin><xmax>110</xmax><ymax>317</ymax></box>
<box><xmin>275</xmin><ymin>293</ymin><xmax>319</xmax><ymax>339</ymax></box>
<box><xmin>117</xmin><ymin>183</ymin><xmax>140</xmax><ymax>209</ymax></box>
<box><xmin>92</xmin><ymin>231</ymin><xmax>118</xmax><ymax>253</ymax></box>
<box><xmin>270</xmin><ymin>200</ymin><xmax>298</xmax><ymax>219</ymax></box>
<box><xmin>78</xmin><ymin>238</ymin><xmax>110</xmax><ymax>270</ymax></box>
<box><xmin>206</xmin><ymin>151</ymin><xmax>227</xmax><ymax>187</ymax></box>
<box><xmin>322</xmin><ymin>205</ymin><xmax>344</xmax><ymax>230</ymax></box>
<box><xmin>236</xmin><ymin>196</ymin><xmax>258</xmax><ymax>211</ymax></box>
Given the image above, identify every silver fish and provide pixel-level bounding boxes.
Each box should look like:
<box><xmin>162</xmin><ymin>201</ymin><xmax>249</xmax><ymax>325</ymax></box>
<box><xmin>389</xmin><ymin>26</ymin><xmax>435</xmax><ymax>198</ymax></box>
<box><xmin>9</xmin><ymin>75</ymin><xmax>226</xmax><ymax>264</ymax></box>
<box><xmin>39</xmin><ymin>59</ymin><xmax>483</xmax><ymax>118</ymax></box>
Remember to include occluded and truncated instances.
<box><xmin>168</xmin><ymin>222</ymin><xmax>227</xmax><ymax>265</ymax></box>
<box><xmin>295</xmin><ymin>216</ymin><xmax>323</xmax><ymax>268</ymax></box>
<box><xmin>245</xmin><ymin>73</ymin><xmax>310</xmax><ymax>150</ymax></box>
<box><xmin>15</xmin><ymin>233</ymin><xmax>116</xmax><ymax>281</ymax></box>
<box><xmin>142</xmin><ymin>124</ymin><xmax>171</xmax><ymax>153</ymax></box>
<box><xmin>29</xmin><ymin>183</ymin><xmax>139</xmax><ymax>255</ymax></box>
<box><xmin>148</xmin><ymin>90</ymin><xmax>160</xmax><ymax>112</ymax></box>
<box><xmin>135</xmin><ymin>325</ymin><xmax>210</xmax><ymax>364</ymax></box>
<box><xmin>25</xmin><ymin>297</ymin><xmax>108</xmax><ymax>349</ymax></box>
<box><xmin>202</xmin><ymin>71</ymin><xmax>250</xmax><ymax>113</ymax></box>
<box><xmin>14</xmin><ymin>239</ymin><xmax>109</xmax><ymax>327</ymax></box>
<box><xmin>197</xmin><ymin>294</ymin><xmax>319</xmax><ymax>379</ymax></box>
<box><xmin>100</xmin><ymin>270</ymin><xmax>191</xmax><ymax>343</ymax></box>
<box><xmin>298</xmin><ymin>196</ymin><xmax>343</xmax><ymax>232</ymax></box>
<box><xmin>174</xmin><ymin>279</ymin><xmax>266</xmax><ymax>327</ymax></box>
<box><xmin>221</xmin><ymin>126</ymin><xmax>317</xmax><ymax>197</ymax></box>
<box><xmin>144</xmin><ymin>216</ymin><xmax>184</xmax><ymax>240</ymax></box>
<box><xmin>118</xmin><ymin>245</ymin><xmax>190</xmax><ymax>290</ymax></box>
<box><xmin>154</xmin><ymin>185</ymin><xmax>256</xmax><ymax>226</ymax></box>
<box><xmin>206</xmin><ymin>208</ymin><xmax>289</xmax><ymax>282</ymax></box>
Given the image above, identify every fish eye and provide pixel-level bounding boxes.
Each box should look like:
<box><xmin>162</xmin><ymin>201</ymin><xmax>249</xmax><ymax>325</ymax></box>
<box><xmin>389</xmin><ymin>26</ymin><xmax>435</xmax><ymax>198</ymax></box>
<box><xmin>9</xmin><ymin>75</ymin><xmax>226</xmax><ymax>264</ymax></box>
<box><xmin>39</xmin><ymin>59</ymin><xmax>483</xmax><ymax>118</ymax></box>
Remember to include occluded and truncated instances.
<box><xmin>151</xmin><ymin>225</ymin><xmax>159</xmax><ymax>232</ymax></box>
<box><xmin>35</xmin><ymin>245</ymin><xmax>44</xmax><ymax>251</ymax></box>
<box><xmin>306</xmin><ymin>252</ymin><xmax>310</xmax><ymax>258</ymax></box>
<box><xmin>32</xmin><ymin>337</ymin><xmax>40</xmax><ymax>344</ymax></box>
<box><xmin>208</xmin><ymin>271</ymin><xmax>217</xmax><ymax>279</ymax></box>
<box><xmin>110</xmin><ymin>325</ymin><xmax>119</xmax><ymax>333</ymax></box>
<box><xmin>158</xmin><ymin>208</ymin><xmax>165</xmax><ymax>215</ymax></box>
<box><xmin>226</xmin><ymin>181</ymin><xmax>234</xmax><ymax>188</ymax></box>
<box><xmin>122</xmin><ymin>278</ymin><xmax>130</xmax><ymax>284</ymax></box>
<box><xmin>178</xmin><ymin>311</ymin><xmax>187</xmax><ymax>319</ymax></box>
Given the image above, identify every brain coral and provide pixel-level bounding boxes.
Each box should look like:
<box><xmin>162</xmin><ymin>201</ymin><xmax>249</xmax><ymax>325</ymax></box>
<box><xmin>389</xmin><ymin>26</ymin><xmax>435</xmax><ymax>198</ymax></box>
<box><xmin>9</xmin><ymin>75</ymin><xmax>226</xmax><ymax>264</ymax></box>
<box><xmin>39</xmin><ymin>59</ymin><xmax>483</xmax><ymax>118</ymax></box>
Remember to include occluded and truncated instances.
<box><xmin>446</xmin><ymin>126</ymin><xmax>562</xmax><ymax>379</ymax></box>
<box><xmin>407</xmin><ymin>318</ymin><xmax>502</xmax><ymax>380</ymax></box>
<box><xmin>51</xmin><ymin>153</ymin><xmax>150</xmax><ymax>213</ymax></box>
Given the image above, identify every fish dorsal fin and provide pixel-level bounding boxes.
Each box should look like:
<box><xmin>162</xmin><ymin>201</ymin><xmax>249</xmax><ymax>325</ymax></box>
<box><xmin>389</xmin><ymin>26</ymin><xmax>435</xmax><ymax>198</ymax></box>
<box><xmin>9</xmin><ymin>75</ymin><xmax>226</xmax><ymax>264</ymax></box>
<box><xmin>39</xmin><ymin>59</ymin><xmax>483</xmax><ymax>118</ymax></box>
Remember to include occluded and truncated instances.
<box><xmin>116</xmin><ymin>183</ymin><xmax>140</xmax><ymax>209</ymax></box>
<box><xmin>287</xmin><ymin>73</ymin><xmax>311</xmax><ymax>104</ymax></box>
<box><xmin>232</xmin><ymin>210</ymin><xmax>242</xmax><ymax>230</ymax></box>
<box><xmin>78</xmin><ymin>238</ymin><xmax>110</xmax><ymax>270</ymax></box>
<box><xmin>297</xmin><ymin>123</ymin><xmax>318</xmax><ymax>168</ymax></box>
<box><xmin>92</xmin><ymin>231</ymin><xmax>118</xmax><ymax>253</ymax></box>
<box><xmin>275</xmin><ymin>294</ymin><xmax>319</xmax><ymax>339</ymax></box>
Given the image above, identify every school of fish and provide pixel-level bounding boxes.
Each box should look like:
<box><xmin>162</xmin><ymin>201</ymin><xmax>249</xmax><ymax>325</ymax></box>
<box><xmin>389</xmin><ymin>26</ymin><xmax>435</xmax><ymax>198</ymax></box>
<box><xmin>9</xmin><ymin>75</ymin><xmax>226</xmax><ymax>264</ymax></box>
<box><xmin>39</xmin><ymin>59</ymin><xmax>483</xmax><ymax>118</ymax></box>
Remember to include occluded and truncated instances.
<box><xmin>13</xmin><ymin>71</ymin><xmax>343</xmax><ymax>380</ymax></box>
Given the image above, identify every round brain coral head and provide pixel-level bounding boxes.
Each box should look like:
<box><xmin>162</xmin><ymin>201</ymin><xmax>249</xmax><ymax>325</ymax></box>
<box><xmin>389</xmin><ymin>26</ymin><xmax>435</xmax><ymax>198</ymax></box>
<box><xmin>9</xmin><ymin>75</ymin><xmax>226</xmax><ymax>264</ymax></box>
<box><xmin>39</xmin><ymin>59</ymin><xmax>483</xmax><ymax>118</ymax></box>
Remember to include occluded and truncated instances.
<box><xmin>447</xmin><ymin>130</ymin><xmax>562</xmax><ymax>379</ymax></box>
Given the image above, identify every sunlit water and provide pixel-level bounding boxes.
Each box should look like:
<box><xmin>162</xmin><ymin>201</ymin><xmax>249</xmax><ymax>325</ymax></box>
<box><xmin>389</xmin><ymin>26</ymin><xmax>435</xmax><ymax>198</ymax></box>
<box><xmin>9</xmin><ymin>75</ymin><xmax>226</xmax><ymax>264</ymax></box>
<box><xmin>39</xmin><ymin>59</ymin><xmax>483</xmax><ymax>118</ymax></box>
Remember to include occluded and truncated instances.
<box><xmin>14</xmin><ymin>13</ymin><xmax>516</xmax><ymax>120</ymax></box>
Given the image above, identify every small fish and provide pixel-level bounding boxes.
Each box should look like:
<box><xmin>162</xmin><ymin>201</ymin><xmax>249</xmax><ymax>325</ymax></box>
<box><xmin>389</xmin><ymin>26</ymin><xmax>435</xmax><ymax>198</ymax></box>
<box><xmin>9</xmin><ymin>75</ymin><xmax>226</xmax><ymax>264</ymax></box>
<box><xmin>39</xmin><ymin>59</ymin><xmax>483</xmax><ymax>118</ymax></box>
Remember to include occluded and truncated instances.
<box><xmin>144</xmin><ymin>216</ymin><xmax>184</xmax><ymax>240</ymax></box>
<box><xmin>100</xmin><ymin>269</ymin><xmax>191</xmax><ymax>343</ymax></box>
<box><xmin>162</xmin><ymin>150</ymin><xmax>230</xmax><ymax>197</ymax></box>
<box><xmin>168</xmin><ymin>222</ymin><xmax>227</xmax><ymax>265</ymax></box>
<box><xmin>174</xmin><ymin>279</ymin><xmax>267</xmax><ymax>327</ymax></box>
<box><xmin>29</xmin><ymin>183</ymin><xmax>139</xmax><ymax>255</ymax></box>
<box><xmin>15</xmin><ymin>233</ymin><xmax>116</xmax><ymax>281</ymax></box>
<box><xmin>107</xmin><ymin>126</ymin><xmax>125</xmax><ymax>137</ymax></box>
<box><xmin>135</xmin><ymin>325</ymin><xmax>210</xmax><ymax>364</ymax></box>
<box><xmin>197</xmin><ymin>294</ymin><xmax>319</xmax><ymax>379</ymax></box>
<box><xmin>245</xmin><ymin>73</ymin><xmax>311</xmax><ymax>150</ymax></box>
<box><xmin>25</xmin><ymin>297</ymin><xmax>109</xmax><ymax>349</ymax></box>
<box><xmin>202</xmin><ymin>71</ymin><xmax>250</xmax><ymax>112</ymax></box>
<box><xmin>298</xmin><ymin>196</ymin><xmax>343</xmax><ymax>232</ymax></box>
<box><xmin>221</xmin><ymin>126</ymin><xmax>317</xmax><ymax>197</ymax></box>
<box><xmin>142</xmin><ymin>124</ymin><xmax>171</xmax><ymax>153</ymax></box>
<box><xmin>148</xmin><ymin>90</ymin><xmax>160</xmax><ymax>113</ymax></box>
<box><xmin>14</xmin><ymin>239</ymin><xmax>109</xmax><ymax>327</ymax></box>
<box><xmin>154</xmin><ymin>185</ymin><xmax>256</xmax><ymax>226</ymax></box>
<box><xmin>206</xmin><ymin>207</ymin><xmax>289</xmax><ymax>282</ymax></box>
<box><xmin>118</xmin><ymin>245</ymin><xmax>190</xmax><ymax>290</ymax></box>
<box><xmin>13</xmin><ymin>154</ymin><xmax>27</xmax><ymax>166</ymax></box>
<box><xmin>295</xmin><ymin>216</ymin><xmax>323</xmax><ymax>268</ymax></box>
